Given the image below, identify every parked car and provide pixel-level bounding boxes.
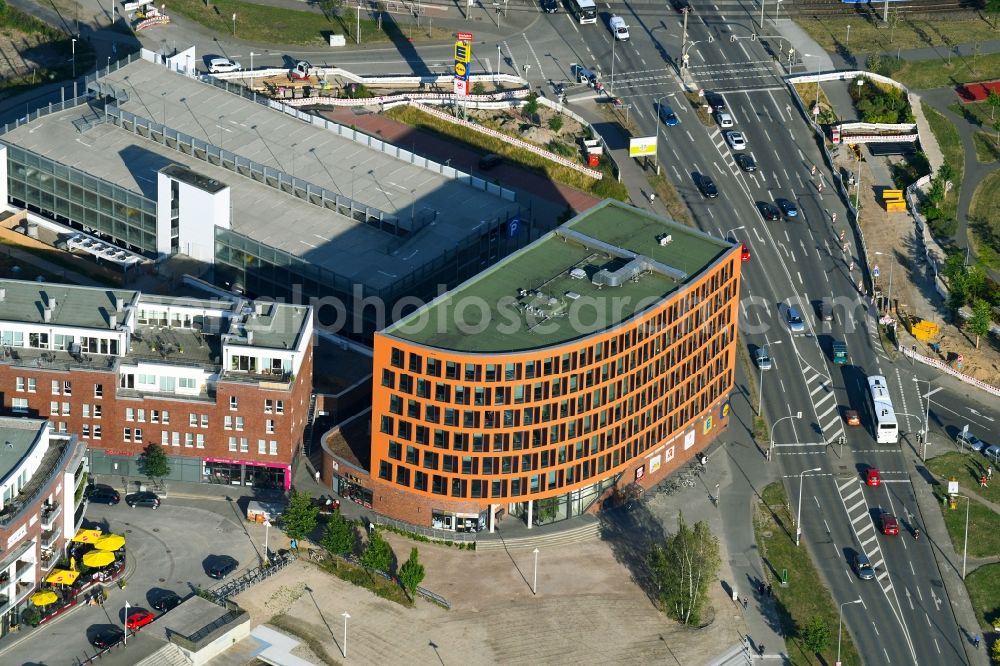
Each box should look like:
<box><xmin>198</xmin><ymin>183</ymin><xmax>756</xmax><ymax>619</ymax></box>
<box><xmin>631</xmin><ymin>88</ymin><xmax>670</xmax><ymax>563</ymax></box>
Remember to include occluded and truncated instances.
<box><xmin>735</xmin><ymin>153</ymin><xmax>756</xmax><ymax>172</ymax></box>
<box><xmin>659</xmin><ymin>104</ymin><xmax>679</xmax><ymax>126</ymax></box>
<box><xmin>87</xmin><ymin>484</ymin><xmax>120</xmax><ymax>505</ymax></box>
<box><xmin>126</xmin><ymin>609</ymin><xmax>156</xmax><ymax>630</ymax></box>
<box><xmin>741</xmin><ymin>242</ymin><xmax>751</xmax><ymax>262</ymax></box>
<box><xmin>90</xmin><ymin>627</ymin><xmax>126</xmax><ymax>649</ymax></box>
<box><xmin>207</xmin><ymin>556</ymin><xmax>239</xmax><ymax>580</ymax></box>
<box><xmin>757</xmin><ymin>201</ymin><xmax>780</xmax><ymax>221</ymax></box>
<box><xmin>725</xmin><ymin>131</ymin><xmax>747</xmax><ymax>150</ymax></box>
<box><xmin>715</xmin><ymin>111</ymin><xmax>734</xmax><ymax>128</ymax></box>
<box><xmin>984</xmin><ymin>445</ymin><xmax>1000</xmax><ymax>462</ymax></box>
<box><xmin>853</xmin><ymin>552</ymin><xmax>875</xmax><ymax>580</ymax></box>
<box><xmin>609</xmin><ymin>15</ymin><xmax>630</xmax><ymax>40</ymax></box>
<box><xmin>881</xmin><ymin>512</ymin><xmax>900</xmax><ymax>536</ymax></box>
<box><xmin>697</xmin><ymin>174</ymin><xmax>718</xmax><ymax>198</ymax></box>
<box><xmin>152</xmin><ymin>591</ymin><xmax>183</xmax><ymax>612</ymax></box>
<box><xmin>755</xmin><ymin>347</ymin><xmax>772</xmax><ymax>370</ymax></box>
<box><xmin>126</xmin><ymin>491</ymin><xmax>160</xmax><ymax>509</ymax></box>
<box><xmin>777</xmin><ymin>198</ymin><xmax>799</xmax><ymax>218</ymax></box>
<box><xmin>479</xmin><ymin>154</ymin><xmax>502</xmax><ymax>170</ymax></box>
<box><xmin>208</xmin><ymin>57</ymin><xmax>241</xmax><ymax>74</ymax></box>
<box><xmin>785</xmin><ymin>306</ymin><xmax>805</xmax><ymax>332</ymax></box>
<box><xmin>957</xmin><ymin>430</ymin><xmax>986</xmax><ymax>452</ymax></box>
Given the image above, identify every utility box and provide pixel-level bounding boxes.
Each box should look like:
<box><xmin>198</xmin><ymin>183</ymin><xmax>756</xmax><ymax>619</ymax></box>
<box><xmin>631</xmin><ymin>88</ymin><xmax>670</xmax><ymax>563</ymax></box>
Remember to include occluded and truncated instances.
<box><xmin>329</xmin><ymin>34</ymin><xmax>346</xmax><ymax>47</ymax></box>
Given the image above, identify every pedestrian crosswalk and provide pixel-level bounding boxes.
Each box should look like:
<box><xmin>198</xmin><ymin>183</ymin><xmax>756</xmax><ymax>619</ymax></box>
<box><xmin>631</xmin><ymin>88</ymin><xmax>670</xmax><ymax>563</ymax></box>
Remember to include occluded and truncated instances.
<box><xmin>837</xmin><ymin>477</ymin><xmax>893</xmax><ymax>596</ymax></box>
<box><xmin>798</xmin><ymin>354</ymin><xmax>846</xmax><ymax>444</ymax></box>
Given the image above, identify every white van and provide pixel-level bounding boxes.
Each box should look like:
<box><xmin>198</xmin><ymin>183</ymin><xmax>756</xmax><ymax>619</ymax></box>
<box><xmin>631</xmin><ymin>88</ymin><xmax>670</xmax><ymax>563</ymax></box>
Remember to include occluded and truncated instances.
<box><xmin>208</xmin><ymin>57</ymin><xmax>242</xmax><ymax>73</ymax></box>
<box><xmin>609</xmin><ymin>15</ymin><xmax>629</xmax><ymax>41</ymax></box>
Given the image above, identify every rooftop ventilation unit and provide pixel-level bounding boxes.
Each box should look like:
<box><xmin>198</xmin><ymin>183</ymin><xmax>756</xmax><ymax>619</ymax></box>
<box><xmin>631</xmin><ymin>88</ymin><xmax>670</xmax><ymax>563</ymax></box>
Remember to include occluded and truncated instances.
<box><xmin>657</xmin><ymin>234</ymin><xmax>673</xmax><ymax>246</ymax></box>
<box><xmin>566</xmin><ymin>292</ymin><xmax>581</xmax><ymax>300</ymax></box>
<box><xmin>569</xmin><ymin>268</ymin><xmax>587</xmax><ymax>280</ymax></box>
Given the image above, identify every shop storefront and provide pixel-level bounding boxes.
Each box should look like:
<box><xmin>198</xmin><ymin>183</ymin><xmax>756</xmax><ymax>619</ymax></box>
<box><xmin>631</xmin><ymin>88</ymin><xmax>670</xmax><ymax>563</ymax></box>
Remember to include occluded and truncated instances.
<box><xmin>431</xmin><ymin>509</ymin><xmax>487</xmax><ymax>533</ymax></box>
<box><xmin>202</xmin><ymin>458</ymin><xmax>291</xmax><ymax>491</ymax></box>
<box><xmin>335</xmin><ymin>474</ymin><xmax>373</xmax><ymax>509</ymax></box>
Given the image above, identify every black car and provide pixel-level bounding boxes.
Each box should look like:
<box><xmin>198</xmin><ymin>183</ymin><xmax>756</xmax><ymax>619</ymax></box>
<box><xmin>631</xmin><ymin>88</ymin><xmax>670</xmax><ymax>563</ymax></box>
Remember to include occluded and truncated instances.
<box><xmin>705</xmin><ymin>91</ymin><xmax>725</xmax><ymax>112</ymax></box>
<box><xmin>735</xmin><ymin>153</ymin><xmax>756</xmax><ymax>172</ymax></box>
<box><xmin>853</xmin><ymin>552</ymin><xmax>875</xmax><ymax>580</ymax></box>
<box><xmin>152</xmin><ymin>591</ymin><xmax>182</xmax><ymax>612</ymax></box>
<box><xmin>479</xmin><ymin>154</ymin><xmax>502</xmax><ymax>170</ymax></box>
<box><xmin>87</xmin><ymin>484</ymin><xmax>120</xmax><ymax>505</ymax></box>
<box><xmin>541</xmin><ymin>0</ymin><xmax>558</xmax><ymax>12</ymax></box>
<box><xmin>207</xmin><ymin>556</ymin><xmax>239</xmax><ymax>580</ymax></box>
<box><xmin>697</xmin><ymin>175</ymin><xmax>718</xmax><ymax>198</ymax></box>
<box><xmin>757</xmin><ymin>201</ymin><xmax>780</xmax><ymax>221</ymax></box>
<box><xmin>90</xmin><ymin>626</ymin><xmax>126</xmax><ymax>650</ymax></box>
<box><xmin>125</xmin><ymin>491</ymin><xmax>160</xmax><ymax>509</ymax></box>
<box><xmin>672</xmin><ymin>0</ymin><xmax>691</xmax><ymax>11</ymax></box>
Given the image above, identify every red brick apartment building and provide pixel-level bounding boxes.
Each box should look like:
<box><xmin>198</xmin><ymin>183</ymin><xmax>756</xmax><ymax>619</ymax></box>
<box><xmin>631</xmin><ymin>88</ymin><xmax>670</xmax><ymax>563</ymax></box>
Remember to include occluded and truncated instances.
<box><xmin>322</xmin><ymin>200</ymin><xmax>742</xmax><ymax>532</ymax></box>
<box><xmin>0</xmin><ymin>417</ymin><xmax>87</xmax><ymax>636</ymax></box>
<box><xmin>0</xmin><ymin>280</ymin><xmax>313</xmax><ymax>490</ymax></box>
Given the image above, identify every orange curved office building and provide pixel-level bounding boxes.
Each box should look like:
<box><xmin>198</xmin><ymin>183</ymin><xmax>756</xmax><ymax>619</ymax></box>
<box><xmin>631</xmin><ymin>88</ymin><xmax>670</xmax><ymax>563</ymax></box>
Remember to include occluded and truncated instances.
<box><xmin>339</xmin><ymin>200</ymin><xmax>741</xmax><ymax>532</ymax></box>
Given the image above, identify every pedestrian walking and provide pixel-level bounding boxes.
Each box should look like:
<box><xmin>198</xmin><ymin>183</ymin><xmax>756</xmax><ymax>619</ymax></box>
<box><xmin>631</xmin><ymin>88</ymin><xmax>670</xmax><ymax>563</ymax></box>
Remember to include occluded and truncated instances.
<box><xmin>988</xmin><ymin>466</ymin><xmax>993</xmax><ymax>480</ymax></box>
<box><xmin>742</xmin><ymin>597</ymin><xmax>748</xmax><ymax>610</ymax></box>
<box><xmin>975</xmin><ymin>634</ymin><xmax>982</xmax><ymax>648</ymax></box>
<box><xmin>648</xmin><ymin>192</ymin><xmax>656</xmax><ymax>204</ymax></box>
<box><xmin>981</xmin><ymin>474</ymin><xmax>988</xmax><ymax>488</ymax></box>
<box><xmin>759</xmin><ymin>644</ymin><xmax>766</xmax><ymax>657</ymax></box>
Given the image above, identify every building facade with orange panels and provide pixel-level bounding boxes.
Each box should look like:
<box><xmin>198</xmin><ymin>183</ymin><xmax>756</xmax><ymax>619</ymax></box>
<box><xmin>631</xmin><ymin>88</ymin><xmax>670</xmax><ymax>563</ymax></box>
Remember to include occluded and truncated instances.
<box><xmin>341</xmin><ymin>201</ymin><xmax>740</xmax><ymax>531</ymax></box>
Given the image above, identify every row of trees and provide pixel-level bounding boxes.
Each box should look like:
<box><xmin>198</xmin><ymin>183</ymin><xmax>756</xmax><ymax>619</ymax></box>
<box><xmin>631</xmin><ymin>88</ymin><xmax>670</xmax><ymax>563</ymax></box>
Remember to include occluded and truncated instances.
<box><xmin>942</xmin><ymin>254</ymin><xmax>996</xmax><ymax>348</ymax></box>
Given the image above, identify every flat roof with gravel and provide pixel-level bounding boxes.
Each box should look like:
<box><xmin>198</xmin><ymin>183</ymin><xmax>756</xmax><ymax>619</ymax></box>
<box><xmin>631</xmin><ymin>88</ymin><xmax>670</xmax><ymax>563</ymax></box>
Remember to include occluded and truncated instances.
<box><xmin>1</xmin><ymin>59</ymin><xmax>516</xmax><ymax>291</ymax></box>
<box><xmin>0</xmin><ymin>417</ymin><xmax>44</xmax><ymax>487</ymax></box>
<box><xmin>383</xmin><ymin>200</ymin><xmax>733</xmax><ymax>353</ymax></box>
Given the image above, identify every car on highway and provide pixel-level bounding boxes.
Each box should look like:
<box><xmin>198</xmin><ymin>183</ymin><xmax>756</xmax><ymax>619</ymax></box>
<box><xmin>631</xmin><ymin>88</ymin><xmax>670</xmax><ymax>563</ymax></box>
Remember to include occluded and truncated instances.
<box><xmin>126</xmin><ymin>491</ymin><xmax>160</xmax><ymax>509</ymax></box>
<box><xmin>735</xmin><ymin>153</ymin><xmax>756</xmax><ymax>172</ymax></box>
<box><xmin>757</xmin><ymin>201</ymin><xmax>780</xmax><ymax>221</ymax></box>
<box><xmin>957</xmin><ymin>430</ymin><xmax>985</xmax><ymax>452</ymax></box>
<box><xmin>126</xmin><ymin>609</ymin><xmax>156</xmax><ymax>630</ymax></box>
<box><xmin>785</xmin><ymin>306</ymin><xmax>805</xmax><ymax>332</ymax></box>
<box><xmin>741</xmin><ymin>243</ymin><xmax>751</xmax><ymax>262</ymax></box>
<box><xmin>853</xmin><ymin>552</ymin><xmax>875</xmax><ymax>580</ymax></box>
<box><xmin>659</xmin><ymin>105</ymin><xmax>679</xmax><ymax>126</ymax></box>
<box><xmin>541</xmin><ymin>0</ymin><xmax>558</xmax><ymax>12</ymax></box>
<box><xmin>881</xmin><ymin>512</ymin><xmax>900</xmax><ymax>536</ymax></box>
<box><xmin>90</xmin><ymin>627</ymin><xmax>126</xmax><ymax>650</ymax></box>
<box><xmin>755</xmin><ymin>347</ymin><xmax>772</xmax><ymax>370</ymax></box>
<box><xmin>818</xmin><ymin>298</ymin><xmax>833</xmax><ymax>322</ymax></box>
<box><xmin>697</xmin><ymin>174</ymin><xmax>718</xmax><ymax>198</ymax></box>
<box><xmin>705</xmin><ymin>91</ymin><xmax>725</xmax><ymax>112</ymax></box>
<box><xmin>208</xmin><ymin>57</ymin><xmax>241</xmax><ymax>74</ymax></box>
<box><xmin>86</xmin><ymin>484</ymin><xmax>120</xmax><ymax>505</ymax></box>
<box><xmin>845</xmin><ymin>409</ymin><xmax>861</xmax><ymax>426</ymax></box>
<box><xmin>866</xmin><ymin>468</ymin><xmax>881</xmax><ymax>487</ymax></box>
<box><xmin>777</xmin><ymin>198</ymin><xmax>798</xmax><ymax>218</ymax></box>
<box><xmin>152</xmin><ymin>591</ymin><xmax>183</xmax><ymax>612</ymax></box>
<box><xmin>725</xmin><ymin>131</ymin><xmax>747</xmax><ymax>150</ymax></box>
<box><xmin>609</xmin><ymin>15</ymin><xmax>630</xmax><ymax>40</ymax></box>
<box><xmin>207</xmin><ymin>555</ymin><xmax>239</xmax><ymax>580</ymax></box>
<box><xmin>715</xmin><ymin>111</ymin><xmax>734</xmax><ymax>128</ymax></box>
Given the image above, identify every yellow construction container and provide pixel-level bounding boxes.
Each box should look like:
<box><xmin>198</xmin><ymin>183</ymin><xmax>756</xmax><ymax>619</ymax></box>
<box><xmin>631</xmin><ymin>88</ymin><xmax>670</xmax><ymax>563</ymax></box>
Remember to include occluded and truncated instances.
<box><xmin>882</xmin><ymin>189</ymin><xmax>903</xmax><ymax>201</ymax></box>
<box><xmin>912</xmin><ymin>320</ymin><xmax>940</xmax><ymax>341</ymax></box>
<box><xmin>886</xmin><ymin>201</ymin><xmax>907</xmax><ymax>213</ymax></box>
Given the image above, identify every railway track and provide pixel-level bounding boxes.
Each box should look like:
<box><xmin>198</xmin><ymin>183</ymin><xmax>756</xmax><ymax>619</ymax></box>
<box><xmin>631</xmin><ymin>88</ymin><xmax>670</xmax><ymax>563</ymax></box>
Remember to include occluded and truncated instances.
<box><xmin>783</xmin><ymin>0</ymin><xmax>979</xmax><ymax>17</ymax></box>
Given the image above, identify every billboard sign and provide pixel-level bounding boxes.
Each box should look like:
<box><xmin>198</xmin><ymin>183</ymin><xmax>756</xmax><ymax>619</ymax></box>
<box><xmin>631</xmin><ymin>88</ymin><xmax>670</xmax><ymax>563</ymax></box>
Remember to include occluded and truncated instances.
<box><xmin>629</xmin><ymin>136</ymin><xmax>658</xmax><ymax>157</ymax></box>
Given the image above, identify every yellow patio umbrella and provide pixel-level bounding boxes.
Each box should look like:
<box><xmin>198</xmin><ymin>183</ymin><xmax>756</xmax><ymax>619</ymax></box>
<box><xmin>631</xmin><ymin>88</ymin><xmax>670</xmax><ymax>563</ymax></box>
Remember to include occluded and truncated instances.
<box><xmin>45</xmin><ymin>569</ymin><xmax>80</xmax><ymax>585</ymax></box>
<box><xmin>95</xmin><ymin>534</ymin><xmax>125</xmax><ymax>552</ymax></box>
<box><xmin>71</xmin><ymin>528</ymin><xmax>103</xmax><ymax>544</ymax></box>
<box><xmin>82</xmin><ymin>550</ymin><xmax>115</xmax><ymax>568</ymax></box>
<box><xmin>30</xmin><ymin>591</ymin><xmax>58</xmax><ymax>607</ymax></box>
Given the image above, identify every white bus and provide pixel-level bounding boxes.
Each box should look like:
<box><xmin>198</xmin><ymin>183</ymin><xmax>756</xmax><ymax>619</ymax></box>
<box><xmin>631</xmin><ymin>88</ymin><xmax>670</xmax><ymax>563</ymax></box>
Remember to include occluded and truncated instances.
<box><xmin>867</xmin><ymin>375</ymin><xmax>899</xmax><ymax>444</ymax></box>
<box><xmin>569</xmin><ymin>0</ymin><xmax>597</xmax><ymax>24</ymax></box>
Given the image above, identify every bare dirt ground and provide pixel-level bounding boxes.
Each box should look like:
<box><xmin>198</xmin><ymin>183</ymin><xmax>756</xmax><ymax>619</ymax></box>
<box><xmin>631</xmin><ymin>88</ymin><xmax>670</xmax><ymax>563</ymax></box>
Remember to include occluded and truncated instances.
<box><xmin>234</xmin><ymin>531</ymin><xmax>745</xmax><ymax>666</ymax></box>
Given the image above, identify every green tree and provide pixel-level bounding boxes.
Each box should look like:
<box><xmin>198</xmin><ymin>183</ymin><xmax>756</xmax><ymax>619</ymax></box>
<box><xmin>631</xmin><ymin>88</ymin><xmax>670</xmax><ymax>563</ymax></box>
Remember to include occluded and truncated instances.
<box><xmin>548</xmin><ymin>115</ymin><xmax>563</xmax><ymax>132</ymax></box>
<box><xmin>398</xmin><ymin>547</ymin><xmax>426</xmax><ymax>598</ymax></box>
<box><xmin>943</xmin><ymin>252</ymin><xmax>966</xmax><ymax>283</ymax></box>
<box><xmin>969</xmin><ymin>299</ymin><xmax>993</xmax><ymax>349</ymax></box>
<box><xmin>647</xmin><ymin>513</ymin><xmax>720</xmax><ymax>625</ymax></box>
<box><xmin>521</xmin><ymin>93</ymin><xmax>540</xmax><ymax>119</ymax></box>
<box><xmin>966</xmin><ymin>264</ymin><xmax>987</xmax><ymax>301</ymax></box>
<box><xmin>802</xmin><ymin>615</ymin><xmax>832</xmax><ymax>653</ymax></box>
<box><xmin>321</xmin><ymin>512</ymin><xmax>357</xmax><ymax>556</ymax></box>
<box><xmin>948</xmin><ymin>275</ymin><xmax>969</xmax><ymax>313</ymax></box>
<box><xmin>988</xmin><ymin>90</ymin><xmax>1000</xmax><ymax>121</ymax></box>
<box><xmin>992</xmin><ymin>636</ymin><xmax>1000</xmax><ymax>663</ymax></box>
<box><xmin>361</xmin><ymin>529</ymin><xmax>393</xmax><ymax>571</ymax></box>
<box><xmin>471</xmin><ymin>81</ymin><xmax>486</xmax><ymax>95</ymax></box>
<box><xmin>282</xmin><ymin>490</ymin><xmax>319</xmax><ymax>542</ymax></box>
<box><xmin>136</xmin><ymin>443</ymin><xmax>171</xmax><ymax>483</ymax></box>
<box><xmin>987</xmin><ymin>0</ymin><xmax>1000</xmax><ymax>29</ymax></box>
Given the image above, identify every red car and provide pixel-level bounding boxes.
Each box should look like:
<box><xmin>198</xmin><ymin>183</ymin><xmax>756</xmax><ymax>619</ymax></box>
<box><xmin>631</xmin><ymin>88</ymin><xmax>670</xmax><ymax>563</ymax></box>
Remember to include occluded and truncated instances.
<box><xmin>740</xmin><ymin>243</ymin><xmax>751</xmax><ymax>262</ymax></box>
<box><xmin>881</xmin><ymin>512</ymin><xmax>899</xmax><ymax>536</ymax></box>
<box><xmin>845</xmin><ymin>409</ymin><xmax>860</xmax><ymax>427</ymax></box>
<box><xmin>865</xmin><ymin>468</ymin><xmax>881</xmax><ymax>487</ymax></box>
<box><xmin>126</xmin><ymin>609</ymin><xmax>155</xmax><ymax>630</ymax></box>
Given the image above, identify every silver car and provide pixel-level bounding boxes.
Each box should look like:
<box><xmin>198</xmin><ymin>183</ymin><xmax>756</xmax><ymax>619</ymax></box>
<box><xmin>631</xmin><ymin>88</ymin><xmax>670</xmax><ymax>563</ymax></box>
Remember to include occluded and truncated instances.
<box><xmin>725</xmin><ymin>131</ymin><xmax>747</xmax><ymax>150</ymax></box>
<box><xmin>854</xmin><ymin>553</ymin><xmax>875</xmax><ymax>580</ymax></box>
<box><xmin>957</xmin><ymin>431</ymin><xmax>985</xmax><ymax>452</ymax></box>
<box><xmin>755</xmin><ymin>347</ymin><xmax>772</xmax><ymax>370</ymax></box>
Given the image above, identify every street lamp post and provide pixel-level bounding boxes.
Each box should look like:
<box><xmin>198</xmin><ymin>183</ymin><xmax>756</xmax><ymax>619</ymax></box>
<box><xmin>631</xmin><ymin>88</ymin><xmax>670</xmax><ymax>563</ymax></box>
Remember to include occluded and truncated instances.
<box><xmin>956</xmin><ymin>494</ymin><xmax>970</xmax><ymax>579</ymax></box>
<box><xmin>768</xmin><ymin>410</ymin><xmax>801</xmax><ymax>461</ymax></box>
<box><xmin>757</xmin><ymin>339</ymin><xmax>782</xmax><ymax>417</ymax></box>
<box><xmin>913</xmin><ymin>378</ymin><xmax>943</xmax><ymax>460</ymax></box>
<box><xmin>341</xmin><ymin>611</ymin><xmax>350</xmax><ymax>657</ymax></box>
<box><xmin>838</xmin><ymin>598</ymin><xmax>864</xmax><ymax>664</ymax></box>
<box><xmin>611</xmin><ymin>37</ymin><xmax>616</xmax><ymax>95</ymax></box>
<box><xmin>124</xmin><ymin>599</ymin><xmax>130</xmax><ymax>645</ymax></box>
<box><xmin>232</xmin><ymin>13</ymin><xmax>236</xmax><ymax>37</ymax></box>
<box><xmin>796</xmin><ymin>467</ymin><xmax>822</xmax><ymax>546</ymax></box>
<box><xmin>263</xmin><ymin>519</ymin><xmax>270</xmax><ymax>563</ymax></box>
<box><xmin>532</xmin><ymin>547</ymin><xmax>539</xmax><ymax>594</ymax></box>
<box><xmin>71</xmin><ymin>38</ymin><xmax>76</xmax><ymax>79</ymax></box>
<box><xmin>724</xmin><ymin>225</ymin><xmax>745</xmax><ymax>241</ymax></box>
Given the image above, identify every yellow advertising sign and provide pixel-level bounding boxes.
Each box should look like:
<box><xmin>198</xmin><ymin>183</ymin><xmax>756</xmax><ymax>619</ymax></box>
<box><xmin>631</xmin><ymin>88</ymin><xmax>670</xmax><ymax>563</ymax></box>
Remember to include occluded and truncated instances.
<box><xmin>628</xmin><ymin>136</ymin><xmax>658</xmax><ymax>157</ymax></box>
<box><xmin>454</xmin><ymin>61</ymin><xmax>468</xmax><ymax>78</ymax></box>
<box><xmin>455</xmin><ymin>41</ymin><xmax>471</xmax><ymax>63</ymax></box>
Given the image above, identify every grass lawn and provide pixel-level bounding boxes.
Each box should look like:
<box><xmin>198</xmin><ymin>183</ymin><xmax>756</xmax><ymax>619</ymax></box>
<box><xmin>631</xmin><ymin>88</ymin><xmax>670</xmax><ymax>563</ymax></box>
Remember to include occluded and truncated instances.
<box><xmin>796</xmin><ymin>17</ymin><xmax>1000</xmax><ymax>56</ymax></box>
<box><xmin>927</xmin><ymin>452</ymin><xmax>1000</xmax><ymax>505</ymax></box>
<box><xmin>930</xmin><ymin>484</ymin><xmax>1000</xmax><ymax>560</ymax></box>
<box><xmin>966</xmin><ymin>563</ymin><xmax>1000</xmax><ymax>630</ymax></box>
<box><xmin>968</xmin><ymin>169</ymin><xmax>1000</xmax><ymax>272</ymax></box>
<box><xmin>921</xmin><ymin>102</ymin><xmax>963</xmax><ymax>235</ymax></box>
<box><xmin>754</xmin><ymin>482</ymin><xmax>861</xmax><ymax>666</ymax></box>
<box><xmin>950</xmin><ymin>101</ymin><xmax>1000</xmax><ymax>130</ymax></box>
<box><xmin>889</xmin><ymin>51</ymin><xmax>1000</xmax><ymax>91</ymax></box>
<box><xmin>972</xmin><ymin>132</ymin><xmax>1000</xmax><ymax>163</ymax></box>
<box><xmin>164</xmin><ymin>0</ymin><xmax>449</xmax><ymax>47</ymax></box>
<box><xmin>792</xmin><ymin>83</ymin><xmax>837</xmax><ymax>123</ymax></box>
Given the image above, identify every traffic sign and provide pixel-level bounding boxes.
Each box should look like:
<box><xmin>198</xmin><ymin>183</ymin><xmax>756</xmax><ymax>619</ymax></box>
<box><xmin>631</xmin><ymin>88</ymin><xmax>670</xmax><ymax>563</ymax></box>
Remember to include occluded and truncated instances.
<box><xmin>455</xmin><ymin>41</ymin><xmax>471</xmax><ymax>63</ymax></box>
<box><xmin>453</xmin><ymin>78</ymin><xmax>469</xmax><ymax>96</ymax></box>
<box><xmin>457</xmin><ymin>31</ymin><xmax>473</xmax><ymax>42</ymax></box>
<box><xmin>872</xmin><ymin>264</ymin><xmax>880</xmax><ymax>278</ymax></box>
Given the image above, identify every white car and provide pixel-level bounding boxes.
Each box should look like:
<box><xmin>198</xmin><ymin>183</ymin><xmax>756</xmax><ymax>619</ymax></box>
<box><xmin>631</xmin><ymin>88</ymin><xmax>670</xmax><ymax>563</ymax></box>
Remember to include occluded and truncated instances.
<box><xmin>725</xmin><ymin>131</ymin><xmax>747</xmax><ymax>150</ymax></box>
<box><xmin>715</xmin><ymin>111</ymin><xmax>734</xmax><ymax>128</ymax></box>
<box><xmin>609</xmin><ymin>15</ymin><xmax>630</xmax><ymax>41</ymax></box>
<box><xmin>208</xmin><ymin>57</ymin><xmax>242</xmax><ymax>73</ymax></box>
<box><xmin>755</xmin><ymin>347</ymin><xmax>772</xmax><ymax>370</ymax></box>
